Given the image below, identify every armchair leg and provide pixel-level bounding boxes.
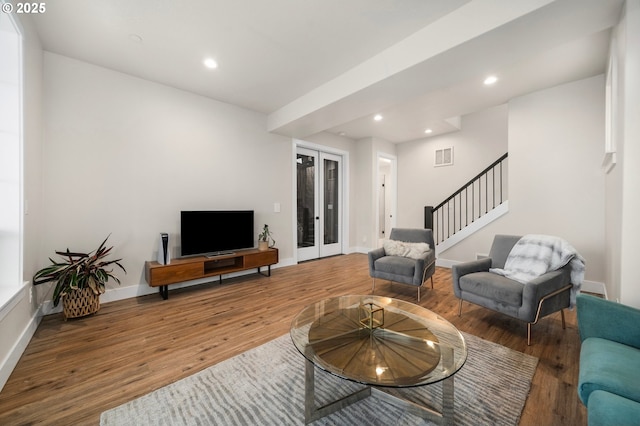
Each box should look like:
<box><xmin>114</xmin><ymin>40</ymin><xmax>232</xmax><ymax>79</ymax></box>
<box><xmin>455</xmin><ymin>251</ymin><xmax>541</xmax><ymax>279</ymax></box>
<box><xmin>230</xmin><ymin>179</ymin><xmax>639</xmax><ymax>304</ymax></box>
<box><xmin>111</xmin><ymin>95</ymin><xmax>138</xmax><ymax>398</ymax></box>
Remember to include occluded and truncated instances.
<box><xmin>458</xmin><ymin>299</ymin><xmax>463</xmax><ymax>317</ymax></box>
<box><xmin>560</xmin><ymin>309</ymin><xmax>566</xmax><ymax>329</ymax></box>
<box><xmin>527</xmin><ymin>323</ymin><xmax>532</xmax><ymax>346</ymax></box>
<box><xmin>430</xmin><ymin>276</ymin><xmax>434</xmax><ymax>289</ymax></box>
<box><xmin>417</xmin><ymin>286</ymin><xmax>421</xmax><ymax>302</ymax></box>
<box><xmin>371</xmin><ymin>278</ymin><xmax>376</xmax><ymax>293</ymax></box>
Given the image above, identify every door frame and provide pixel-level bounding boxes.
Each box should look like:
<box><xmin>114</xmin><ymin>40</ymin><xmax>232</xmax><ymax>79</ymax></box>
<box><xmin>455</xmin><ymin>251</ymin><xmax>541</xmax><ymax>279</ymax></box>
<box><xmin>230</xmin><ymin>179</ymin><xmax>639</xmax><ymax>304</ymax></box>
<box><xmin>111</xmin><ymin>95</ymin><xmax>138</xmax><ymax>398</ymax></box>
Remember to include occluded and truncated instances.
<box><xmin>292</xmin><ymin>139</ymin><xmax>350</xmax><ymax>263</ymax></box>
<box><xmin>376</xmin><ymin>152</ymin><xmax>397</xmax><ymax>247</ymax></box>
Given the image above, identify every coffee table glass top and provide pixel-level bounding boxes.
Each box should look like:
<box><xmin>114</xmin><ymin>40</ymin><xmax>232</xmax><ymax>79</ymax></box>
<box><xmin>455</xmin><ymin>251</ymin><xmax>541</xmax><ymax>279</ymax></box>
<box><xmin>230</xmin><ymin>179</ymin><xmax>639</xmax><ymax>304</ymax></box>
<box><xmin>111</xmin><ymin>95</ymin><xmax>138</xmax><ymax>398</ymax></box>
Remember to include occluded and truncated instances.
<box><xmin>290</xmin><ymin>295</ymin><xmax>467</xmax><ymax>387</ymax></box>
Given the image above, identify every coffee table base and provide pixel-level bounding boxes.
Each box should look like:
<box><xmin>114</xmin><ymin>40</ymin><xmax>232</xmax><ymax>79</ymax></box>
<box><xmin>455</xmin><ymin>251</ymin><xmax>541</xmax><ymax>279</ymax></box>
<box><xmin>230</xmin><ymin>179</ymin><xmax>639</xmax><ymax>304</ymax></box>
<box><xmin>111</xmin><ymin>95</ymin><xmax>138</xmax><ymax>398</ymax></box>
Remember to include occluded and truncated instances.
<box><xmin>304</xmin><ymin>358</ymin><xmax>455</xmax><ymax>425</ymax></box>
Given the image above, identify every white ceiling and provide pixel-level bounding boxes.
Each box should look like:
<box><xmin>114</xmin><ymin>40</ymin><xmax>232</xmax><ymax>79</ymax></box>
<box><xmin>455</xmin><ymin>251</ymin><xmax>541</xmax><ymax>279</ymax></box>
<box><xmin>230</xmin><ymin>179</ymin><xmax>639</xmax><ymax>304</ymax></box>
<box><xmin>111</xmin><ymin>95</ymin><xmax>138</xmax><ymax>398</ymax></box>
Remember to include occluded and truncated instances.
<box><xmin>31</xmin><ymin>0</ymin><xmax>624</xmax><ymax>143</ymax></box>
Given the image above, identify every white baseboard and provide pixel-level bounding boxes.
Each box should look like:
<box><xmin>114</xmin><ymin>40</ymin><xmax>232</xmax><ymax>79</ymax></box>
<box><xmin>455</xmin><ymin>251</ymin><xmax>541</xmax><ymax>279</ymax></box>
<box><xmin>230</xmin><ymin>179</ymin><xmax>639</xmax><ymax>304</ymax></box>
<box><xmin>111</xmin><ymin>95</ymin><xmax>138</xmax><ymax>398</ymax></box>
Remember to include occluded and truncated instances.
<box><xmin>436</xmin><ymin>258</ymin><xmax>461</xmax><ymax>268</ymax></box>
<box><xmin>0</xmin><ymin>301</ymin><xmax>44</xmax><ymax>392</ymax></box>
<box><xmin>41</xmin><ymin>257</ymin><xmax>297</xmax><ymax>315</ymax></box>
<box><xmin>581</xmin><ymin>280</ymin><xmax>607</xmax><ymax>297</ymax></box>
<box><xmin>350</xmin><ymin>246</ymin><xmax>371</xmax><ymax>255</ymax></box>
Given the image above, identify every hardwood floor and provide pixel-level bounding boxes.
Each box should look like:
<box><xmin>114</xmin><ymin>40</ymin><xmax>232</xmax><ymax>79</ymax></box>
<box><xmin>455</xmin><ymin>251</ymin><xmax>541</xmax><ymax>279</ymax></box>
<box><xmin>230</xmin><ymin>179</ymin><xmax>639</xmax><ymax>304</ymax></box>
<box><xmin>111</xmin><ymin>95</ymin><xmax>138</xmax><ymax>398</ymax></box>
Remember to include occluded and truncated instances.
<box><xmin>0</xmin><ymin>254</ymin><xmax>586</xmax><ymax>425</ymax></box>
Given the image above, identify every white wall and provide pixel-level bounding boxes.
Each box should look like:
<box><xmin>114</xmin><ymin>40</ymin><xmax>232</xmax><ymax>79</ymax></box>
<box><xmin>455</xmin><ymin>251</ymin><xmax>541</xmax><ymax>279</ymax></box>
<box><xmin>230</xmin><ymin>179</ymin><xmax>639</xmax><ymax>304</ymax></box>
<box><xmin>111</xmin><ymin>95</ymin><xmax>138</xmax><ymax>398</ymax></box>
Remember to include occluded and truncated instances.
<box><xmin>608</xmin><ymin>0</ymin><xmax>640</xmax><ymax>307</ymax></box>
<box><xmin>351</xmin><ymin>137</ymin><xmax>396</xmax><ymax>252</ymax></box>
<box><xmin>439</xmin><ymin>76</ymin><xmax>606</xmax><ymax>285</ymax></box>
<box><xmin>40</xmin><ymin>53</ymin><xmax>292</xmax><ymax>300</ymax></box>
<box><xmin>397</xmin><ymin>104</ymin><xmax>509</xmax><ymax>229</ymax></box>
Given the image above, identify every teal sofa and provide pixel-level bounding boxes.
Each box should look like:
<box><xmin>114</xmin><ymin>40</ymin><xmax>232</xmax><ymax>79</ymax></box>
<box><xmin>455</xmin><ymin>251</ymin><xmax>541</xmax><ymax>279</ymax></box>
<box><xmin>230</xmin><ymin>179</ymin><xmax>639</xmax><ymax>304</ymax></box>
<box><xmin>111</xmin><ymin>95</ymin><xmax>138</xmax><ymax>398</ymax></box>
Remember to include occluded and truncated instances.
<box><xmin>577</xmin><ymin>294</ymin><xmax>640</xmax><ymax>425</ymax></box>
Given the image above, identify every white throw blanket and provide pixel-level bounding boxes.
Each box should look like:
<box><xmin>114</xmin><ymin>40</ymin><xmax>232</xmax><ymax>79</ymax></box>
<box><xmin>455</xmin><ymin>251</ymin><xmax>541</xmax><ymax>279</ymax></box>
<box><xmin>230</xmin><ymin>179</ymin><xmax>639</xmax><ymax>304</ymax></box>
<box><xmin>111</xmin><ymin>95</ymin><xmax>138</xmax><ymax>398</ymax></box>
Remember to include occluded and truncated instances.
<box><xmin>490</xmin><ymin>234</ymin><xmax>585</xmax><ymax>307</ymax></box>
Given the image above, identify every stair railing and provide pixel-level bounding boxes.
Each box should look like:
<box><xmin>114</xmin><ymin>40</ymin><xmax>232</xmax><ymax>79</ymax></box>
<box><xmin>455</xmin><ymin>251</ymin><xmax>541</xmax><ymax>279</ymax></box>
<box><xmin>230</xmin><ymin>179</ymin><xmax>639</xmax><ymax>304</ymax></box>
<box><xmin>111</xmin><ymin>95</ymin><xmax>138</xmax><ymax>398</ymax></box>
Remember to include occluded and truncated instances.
<box><xmin>426</xmin><ymin>153</ymin><xmax>508</xmax><ymax>245</ymax></box>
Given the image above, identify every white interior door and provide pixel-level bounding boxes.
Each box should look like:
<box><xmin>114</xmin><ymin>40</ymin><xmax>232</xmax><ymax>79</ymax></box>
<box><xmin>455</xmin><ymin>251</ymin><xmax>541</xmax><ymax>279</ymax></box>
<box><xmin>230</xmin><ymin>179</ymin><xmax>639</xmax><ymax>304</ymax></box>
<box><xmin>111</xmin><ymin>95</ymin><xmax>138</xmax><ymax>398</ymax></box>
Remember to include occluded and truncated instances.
<box><xmin>296</xmin><ymin>147</ymin><xmax>342</xmax><ymax>261</ymax></box>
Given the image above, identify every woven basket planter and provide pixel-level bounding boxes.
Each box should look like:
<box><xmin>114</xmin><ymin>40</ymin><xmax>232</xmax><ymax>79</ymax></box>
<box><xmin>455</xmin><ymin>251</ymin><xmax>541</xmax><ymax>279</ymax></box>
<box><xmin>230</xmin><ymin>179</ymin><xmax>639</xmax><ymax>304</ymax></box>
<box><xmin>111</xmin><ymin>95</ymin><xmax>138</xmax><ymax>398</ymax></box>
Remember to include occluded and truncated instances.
<box><xmin>62</xmin><ymin>287</ymin><xmax>101</xmax><ymax>320</ymax></box>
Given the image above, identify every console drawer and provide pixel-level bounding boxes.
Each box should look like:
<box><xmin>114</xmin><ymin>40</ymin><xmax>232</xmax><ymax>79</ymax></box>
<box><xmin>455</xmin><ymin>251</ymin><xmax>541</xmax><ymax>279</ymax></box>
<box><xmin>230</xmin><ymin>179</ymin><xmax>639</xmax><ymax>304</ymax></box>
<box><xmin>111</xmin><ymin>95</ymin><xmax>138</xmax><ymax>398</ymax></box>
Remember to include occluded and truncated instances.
<box><xmin>244</xmin><ymin>249</ymin><xmax>278</xmax><ymax>268</ymax></box>
<box><xmin>148</xmin><ymin>263</ymin><xmax>203</xmax><ymax>286</ymax></box>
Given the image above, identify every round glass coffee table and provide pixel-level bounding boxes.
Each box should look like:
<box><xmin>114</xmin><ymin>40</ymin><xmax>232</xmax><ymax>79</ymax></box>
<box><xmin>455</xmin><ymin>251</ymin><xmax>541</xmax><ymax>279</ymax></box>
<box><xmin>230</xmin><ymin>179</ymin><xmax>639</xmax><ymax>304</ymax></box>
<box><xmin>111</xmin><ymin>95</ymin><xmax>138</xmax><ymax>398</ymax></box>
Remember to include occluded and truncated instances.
<box><xmin>290</xmin><ymin>295</ymin><xmax>467</xmax><ymax>425</ymax></box>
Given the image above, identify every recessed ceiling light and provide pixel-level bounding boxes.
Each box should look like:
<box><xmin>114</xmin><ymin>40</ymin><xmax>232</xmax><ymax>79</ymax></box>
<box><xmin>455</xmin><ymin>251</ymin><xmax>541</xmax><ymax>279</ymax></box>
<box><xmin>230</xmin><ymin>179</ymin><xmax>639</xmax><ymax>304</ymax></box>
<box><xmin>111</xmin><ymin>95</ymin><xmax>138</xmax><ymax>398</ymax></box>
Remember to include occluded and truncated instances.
<box><xmin>425</xmin><ymin>129</ymin><xmax>433</xmax><ymax>134</ymax></box>
<box><xmin>203</xmin><ymin>58</ymin><xmax>218</xmax><ymax>69</ymax></box>
<box><xmin>484</xmin><ymin>75</ymin><xmax>498</xmax><ymax>85</ymax></box>
<box><xmin>374</xmin><ymin>114</ymin><xmax>383</xmax><ymax>121</ymax></box>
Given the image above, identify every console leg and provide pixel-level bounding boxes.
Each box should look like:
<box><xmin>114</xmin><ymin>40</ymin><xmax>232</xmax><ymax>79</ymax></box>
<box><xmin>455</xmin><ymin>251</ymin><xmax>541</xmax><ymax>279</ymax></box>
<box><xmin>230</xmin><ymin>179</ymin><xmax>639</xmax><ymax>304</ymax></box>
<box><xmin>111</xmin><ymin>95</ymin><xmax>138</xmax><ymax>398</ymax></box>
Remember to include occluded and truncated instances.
<box><xmin>159</xmin><ymin>285</ymin><xmax>168</xmax><ymax>300</ymax></box>
<box><xmin>257</xmin><ymin>265</ymin><xmax>273</xmax><ymax>277</ymax></box>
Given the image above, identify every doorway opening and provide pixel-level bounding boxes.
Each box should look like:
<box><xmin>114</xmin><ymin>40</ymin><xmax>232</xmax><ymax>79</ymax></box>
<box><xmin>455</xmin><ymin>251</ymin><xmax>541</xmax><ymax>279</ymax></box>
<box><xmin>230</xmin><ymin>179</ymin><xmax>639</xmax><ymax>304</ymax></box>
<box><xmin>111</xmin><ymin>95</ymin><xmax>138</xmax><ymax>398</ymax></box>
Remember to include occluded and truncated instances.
<box><xmin>376</xmin><ymin>154</ymin><xmax>397</xmax><ymax>247</ymax></box>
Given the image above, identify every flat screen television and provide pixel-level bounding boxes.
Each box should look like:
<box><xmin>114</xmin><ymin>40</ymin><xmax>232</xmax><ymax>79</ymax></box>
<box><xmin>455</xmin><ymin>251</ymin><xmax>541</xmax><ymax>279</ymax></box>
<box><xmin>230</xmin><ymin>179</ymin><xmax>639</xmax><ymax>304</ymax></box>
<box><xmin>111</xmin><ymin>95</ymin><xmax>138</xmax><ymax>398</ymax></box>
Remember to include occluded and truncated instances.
<box><xmin>181</xmin><ymin>210</ymin><xmax>254</xmax><ymax>256</ymax></box>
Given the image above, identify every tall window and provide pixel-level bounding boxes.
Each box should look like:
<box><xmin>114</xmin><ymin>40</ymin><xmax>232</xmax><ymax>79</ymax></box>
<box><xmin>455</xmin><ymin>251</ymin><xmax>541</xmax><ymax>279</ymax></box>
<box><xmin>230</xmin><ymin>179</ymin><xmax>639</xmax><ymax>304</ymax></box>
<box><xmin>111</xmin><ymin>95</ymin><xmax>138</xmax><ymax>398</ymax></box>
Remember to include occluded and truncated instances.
<box><xmin>0</xmin><ymin>9</ymin><xmax>23</xmax><ymax>297</ymax></box>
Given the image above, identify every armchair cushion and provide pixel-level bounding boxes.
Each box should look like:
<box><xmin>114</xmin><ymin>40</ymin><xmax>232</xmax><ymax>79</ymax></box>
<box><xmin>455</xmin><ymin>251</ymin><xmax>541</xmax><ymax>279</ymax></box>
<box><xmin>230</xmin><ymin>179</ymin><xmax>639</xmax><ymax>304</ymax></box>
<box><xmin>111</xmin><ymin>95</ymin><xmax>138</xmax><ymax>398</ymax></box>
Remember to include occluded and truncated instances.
<box><xmin>374</xmin><ymin>256</ymin><xmax>416</xmax><ymax>277</ymax></box>
<box><xmin>459</xmin><ymin>272</ymin><xmax>523</xmax><ymax>307</ymax></box>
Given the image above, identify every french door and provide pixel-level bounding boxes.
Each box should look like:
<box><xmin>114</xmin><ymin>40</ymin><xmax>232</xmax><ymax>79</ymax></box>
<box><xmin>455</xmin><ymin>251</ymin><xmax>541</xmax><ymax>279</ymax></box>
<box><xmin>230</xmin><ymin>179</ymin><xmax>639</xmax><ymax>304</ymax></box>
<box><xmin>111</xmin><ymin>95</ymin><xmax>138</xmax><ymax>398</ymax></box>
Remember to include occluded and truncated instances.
<box><xmin>296</xmin><ymin>147</ymin><xmax>342</xmax><ymax>261</ymax></box>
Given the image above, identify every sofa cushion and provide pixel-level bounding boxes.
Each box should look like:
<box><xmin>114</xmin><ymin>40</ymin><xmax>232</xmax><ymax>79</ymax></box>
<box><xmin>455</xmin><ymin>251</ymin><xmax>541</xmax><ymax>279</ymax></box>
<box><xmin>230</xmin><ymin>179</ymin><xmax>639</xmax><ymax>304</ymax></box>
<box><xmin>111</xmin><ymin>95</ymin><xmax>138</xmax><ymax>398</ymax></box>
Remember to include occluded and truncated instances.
<box><xmin>375</xmin><ymin>256</ymin><xmax>415</xmax><ymax>277</ymax></box>
<box><xmin>587</xmin><ymin>390</ymin><xmax>640</xmax><ymax>426</ymax></box>
<box><xmin>579</xmin><ymin>337</ymin><xmax>640</xmax><ymax>405</ymax></box>
<box><xmin>459</xmin><ymin>272</ymin><xmax>523</xmax><ymax>307</ymax></box>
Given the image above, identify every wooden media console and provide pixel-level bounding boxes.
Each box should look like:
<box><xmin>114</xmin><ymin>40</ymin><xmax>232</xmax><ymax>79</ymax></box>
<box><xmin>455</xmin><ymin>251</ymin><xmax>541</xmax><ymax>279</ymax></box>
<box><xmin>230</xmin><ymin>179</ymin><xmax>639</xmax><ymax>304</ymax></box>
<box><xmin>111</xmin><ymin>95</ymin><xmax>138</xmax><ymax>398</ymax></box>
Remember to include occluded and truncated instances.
<box><xmin>145</xmin><ymin>248</ymin><xmax>278</xmax><ymax>299</ymax></box>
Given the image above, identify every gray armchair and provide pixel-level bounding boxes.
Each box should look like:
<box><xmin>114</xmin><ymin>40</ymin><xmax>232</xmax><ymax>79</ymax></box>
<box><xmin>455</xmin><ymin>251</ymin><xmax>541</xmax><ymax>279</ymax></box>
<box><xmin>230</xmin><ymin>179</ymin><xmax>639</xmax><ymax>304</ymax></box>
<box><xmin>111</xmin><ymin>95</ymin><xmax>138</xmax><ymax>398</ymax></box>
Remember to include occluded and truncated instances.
<box><xmin>368</xmin><ymin>228</ymin><xmax>436</xmax><ymax>302</ymax></box>
<box><xmin>452</xmin><ymin>234</ymin><xmax>574</xmax><ymax>345</ymax></box>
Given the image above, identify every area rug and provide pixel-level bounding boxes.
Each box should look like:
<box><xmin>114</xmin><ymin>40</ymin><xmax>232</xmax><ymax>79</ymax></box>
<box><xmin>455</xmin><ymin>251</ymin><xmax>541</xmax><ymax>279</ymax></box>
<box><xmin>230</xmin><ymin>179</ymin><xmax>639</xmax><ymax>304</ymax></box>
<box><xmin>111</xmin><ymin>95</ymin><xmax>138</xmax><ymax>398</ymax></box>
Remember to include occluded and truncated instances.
<box><xmin>101</xmin><ymin>332</ymin><xmax>537</xmax><ymax>426</ymax></box>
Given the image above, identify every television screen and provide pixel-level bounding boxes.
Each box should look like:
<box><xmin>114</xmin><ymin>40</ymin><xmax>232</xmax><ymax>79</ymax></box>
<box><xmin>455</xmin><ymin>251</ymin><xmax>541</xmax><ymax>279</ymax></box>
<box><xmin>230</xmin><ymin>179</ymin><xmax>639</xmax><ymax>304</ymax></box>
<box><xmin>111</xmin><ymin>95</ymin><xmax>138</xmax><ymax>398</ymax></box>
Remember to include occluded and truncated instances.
<box><xmin>181</xmin><ymin>210</ymin><xmax>254</xmax><ymax>256</ymax></box>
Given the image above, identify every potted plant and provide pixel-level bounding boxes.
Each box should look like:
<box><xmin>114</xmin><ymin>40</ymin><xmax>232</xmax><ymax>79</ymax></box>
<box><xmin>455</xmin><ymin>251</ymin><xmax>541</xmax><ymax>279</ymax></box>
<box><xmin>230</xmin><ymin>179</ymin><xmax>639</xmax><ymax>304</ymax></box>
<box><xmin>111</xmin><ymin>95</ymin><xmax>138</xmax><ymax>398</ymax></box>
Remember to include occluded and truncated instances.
<box><xmin>33</xmin><ymin>236</ymin><xmax>126</xmax><ymax>319</ymax></box>
<box><xmin>258</xmin><ymin>224</ymin><xmax>275</xmax><ymax>251</ymax></box>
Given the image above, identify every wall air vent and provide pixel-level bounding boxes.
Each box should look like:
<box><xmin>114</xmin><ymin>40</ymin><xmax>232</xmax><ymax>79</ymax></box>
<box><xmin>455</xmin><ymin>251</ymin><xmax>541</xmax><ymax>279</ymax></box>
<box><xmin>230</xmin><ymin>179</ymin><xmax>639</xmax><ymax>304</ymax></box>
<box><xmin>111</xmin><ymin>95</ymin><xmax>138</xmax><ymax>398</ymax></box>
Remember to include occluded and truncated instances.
<box><xmin>435</xmin><ymin>147</ymin><xmax>453</xmax><ymax>167</ymax></box>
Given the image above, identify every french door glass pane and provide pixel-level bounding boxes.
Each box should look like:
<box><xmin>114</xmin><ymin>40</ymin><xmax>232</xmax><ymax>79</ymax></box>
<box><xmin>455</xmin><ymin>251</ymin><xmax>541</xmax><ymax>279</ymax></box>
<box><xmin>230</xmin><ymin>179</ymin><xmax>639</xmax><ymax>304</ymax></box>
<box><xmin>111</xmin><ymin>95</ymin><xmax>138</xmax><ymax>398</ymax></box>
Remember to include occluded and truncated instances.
<box><xmin>297</xmin><ymin>154</ymin><xmax>315</xmax><ymax>248</ymax></box>
<box><xmin>324</xmin><ymin>158</ymin><xmax>339</xmax><ymax>245</ymax></box>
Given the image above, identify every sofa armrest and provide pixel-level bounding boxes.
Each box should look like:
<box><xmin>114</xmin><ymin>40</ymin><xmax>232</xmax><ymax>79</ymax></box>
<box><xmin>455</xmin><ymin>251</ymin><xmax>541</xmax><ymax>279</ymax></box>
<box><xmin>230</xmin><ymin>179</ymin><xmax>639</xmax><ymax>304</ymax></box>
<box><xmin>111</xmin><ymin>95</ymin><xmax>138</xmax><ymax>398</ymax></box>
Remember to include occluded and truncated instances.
<box><xmin>413</xmin><ymin>250</ymin><xmax>436</xmax><ymax>282</ymax></box>
<box><xmin>522</xmin><ymin>268</ymin><xmax>570</xmax><ymax>302</ymax></box>
<box><xmin>451</xmin><ymin>258</ymin><xmax>492</xmax><ymax>296</ymax></box>
<box><xmin>577</xmin><ymin>294</ymin><xmax>640</xmax><ymax>349</ymax></box>
<box><xmin>519</xmin><ymin>268</ymin><xmax>571</xmax><ymax>321</ymax></box>
<box><xmin>368</xmin><ymin>247</ymin><xmax>386</xmax><ymax>272</ymax></box>
<box><xmin>451</xmin><ymin>258</ymin><xmax>491</xmax><ymax>280</ymax></box>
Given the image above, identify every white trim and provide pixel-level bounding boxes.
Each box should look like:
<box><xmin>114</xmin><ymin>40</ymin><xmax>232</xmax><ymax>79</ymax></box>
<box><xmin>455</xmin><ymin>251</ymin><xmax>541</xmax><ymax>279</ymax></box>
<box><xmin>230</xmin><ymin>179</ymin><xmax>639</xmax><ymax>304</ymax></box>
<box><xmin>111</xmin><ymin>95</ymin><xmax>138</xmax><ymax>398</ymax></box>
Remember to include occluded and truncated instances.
<box><xmin>0</xmin><ymin>4</ymin><xmax>25</xmax><ymax>306</ymax></box>
<box><xmin>435</xmin><ymin>201</ymin><xmax>509</xmax><ymax>255</ymax></box>
<box><xmin>581</xmin><ymin>280</ymin><xmax>607</xmax><ymax>297</ymax></box>
<box><xmin>435</xmin><ymin>258</ymin><xmax>461</xmax><ymax>268</ymax></box>
<box><xmin>375</xmin><ymin>152</ymin><xmax>397</xmax><ymax>242</ymax></box>
<box><xmin>0</xmin><ymin>281</ymin><xmax>29</xmax><ymax>323</ymax></box>
<box><xmin>603</xmin><ymin>33</ymin><xmax>618</xmax><ymax>174</ymax></box>
<box><xmin>0</xmin><ymin>300</ymin><xmax>42</xmax><ymax>392</ymax></box>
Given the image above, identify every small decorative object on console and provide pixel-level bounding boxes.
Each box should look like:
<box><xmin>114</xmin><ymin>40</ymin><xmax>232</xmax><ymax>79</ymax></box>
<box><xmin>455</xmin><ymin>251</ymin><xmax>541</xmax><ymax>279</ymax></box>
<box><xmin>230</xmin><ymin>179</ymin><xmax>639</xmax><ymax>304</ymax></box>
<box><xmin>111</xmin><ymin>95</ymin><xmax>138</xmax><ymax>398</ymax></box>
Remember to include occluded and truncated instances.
<box><xmin>258</xmin><ymin>224</ymin><xmax>275</xmax><ymax>251</ymax></box>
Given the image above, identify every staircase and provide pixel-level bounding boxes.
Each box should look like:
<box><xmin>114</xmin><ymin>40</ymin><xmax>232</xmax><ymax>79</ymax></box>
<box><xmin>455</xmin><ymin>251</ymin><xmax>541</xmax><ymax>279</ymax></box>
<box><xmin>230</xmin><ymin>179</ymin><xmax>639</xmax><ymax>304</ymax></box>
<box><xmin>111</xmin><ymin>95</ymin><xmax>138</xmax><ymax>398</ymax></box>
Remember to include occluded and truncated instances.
<box><xmin>425</xmin><ymin>153</ymin><xmax>509</xmax><ymax>254</ymax></box>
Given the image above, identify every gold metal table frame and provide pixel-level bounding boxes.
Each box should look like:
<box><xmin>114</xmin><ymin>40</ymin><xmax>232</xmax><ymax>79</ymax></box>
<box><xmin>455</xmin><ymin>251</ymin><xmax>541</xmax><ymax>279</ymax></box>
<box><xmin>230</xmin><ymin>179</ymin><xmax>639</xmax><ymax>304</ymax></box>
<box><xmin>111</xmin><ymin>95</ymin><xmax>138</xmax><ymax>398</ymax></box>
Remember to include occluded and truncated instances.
<box><xmin>291</xmin><ymin>295</ymin><xmax>467</xmax><ymax>425</ymax></box>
